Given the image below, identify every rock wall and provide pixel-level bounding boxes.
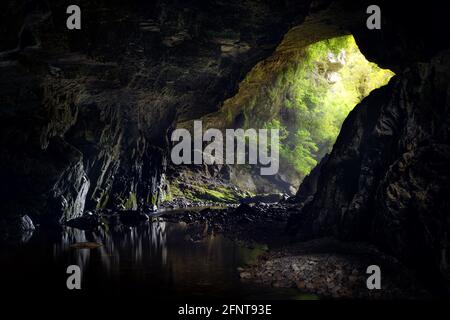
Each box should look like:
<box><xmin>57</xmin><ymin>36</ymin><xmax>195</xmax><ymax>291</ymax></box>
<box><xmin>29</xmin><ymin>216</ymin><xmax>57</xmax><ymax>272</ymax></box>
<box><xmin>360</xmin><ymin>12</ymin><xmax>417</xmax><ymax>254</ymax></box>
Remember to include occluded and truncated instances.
<box><xmin>289</xmin><ymin>1</ymin><xmax>450</xmax><ymax>293</ymax></box>
<box><xmin>0</xmin><ymin>0</ymin><xmax>310</xmax><ymax>232</ymax></box>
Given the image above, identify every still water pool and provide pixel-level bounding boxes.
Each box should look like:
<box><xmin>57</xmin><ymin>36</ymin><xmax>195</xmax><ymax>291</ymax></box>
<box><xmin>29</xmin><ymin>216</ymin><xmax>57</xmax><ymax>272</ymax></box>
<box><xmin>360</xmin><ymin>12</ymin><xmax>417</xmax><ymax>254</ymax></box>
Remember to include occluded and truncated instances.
<box><xmin>1</xmin><ymin>218</ymin><xmax>314</xmax><ymax>300</ymax></box>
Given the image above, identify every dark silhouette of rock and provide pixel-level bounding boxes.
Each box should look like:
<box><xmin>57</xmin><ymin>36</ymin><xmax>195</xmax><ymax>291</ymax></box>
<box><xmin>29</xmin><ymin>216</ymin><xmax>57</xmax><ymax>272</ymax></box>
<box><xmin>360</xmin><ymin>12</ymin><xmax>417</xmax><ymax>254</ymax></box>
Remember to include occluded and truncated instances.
<box><xmin>119</xmin><ymin>210</ymin><xmax>149</xmax><ymax>225</ymax></box>
<box><xmin>66</xmin><ymin>211</ymin><xmax>101</xmax><ymax>230</ymax></box>
<box><xmin>289</xmin><ymin>50</ymin><xmax>450</xmax><ymax>293</ymax></box>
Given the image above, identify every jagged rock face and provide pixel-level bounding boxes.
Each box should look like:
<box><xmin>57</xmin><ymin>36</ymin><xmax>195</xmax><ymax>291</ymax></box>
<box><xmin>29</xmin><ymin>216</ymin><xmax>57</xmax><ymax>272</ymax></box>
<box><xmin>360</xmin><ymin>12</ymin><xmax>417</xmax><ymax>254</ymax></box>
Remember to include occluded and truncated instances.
<box><xmin>0</xmin><ymin>0</ymin><xmax>310</xmax><ymax>230</ymax></box>
<box><xmin>289</xmin><ymin>1</ymin><xmax>450</xmax><ymax>292</ymax></box>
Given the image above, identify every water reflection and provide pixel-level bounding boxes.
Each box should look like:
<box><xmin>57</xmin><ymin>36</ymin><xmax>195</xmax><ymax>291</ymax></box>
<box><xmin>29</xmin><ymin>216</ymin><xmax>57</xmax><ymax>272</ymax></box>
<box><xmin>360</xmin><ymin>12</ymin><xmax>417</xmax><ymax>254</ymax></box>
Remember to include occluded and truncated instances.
<box><xmin>52</xmin><ymin>220</ymin><xmax>171</xmax><ymax>276</ymax></box>
<box><xmin>2</xmin><ymin>219</ymin><xmax>303</xmax><ymax>299</ymax></box>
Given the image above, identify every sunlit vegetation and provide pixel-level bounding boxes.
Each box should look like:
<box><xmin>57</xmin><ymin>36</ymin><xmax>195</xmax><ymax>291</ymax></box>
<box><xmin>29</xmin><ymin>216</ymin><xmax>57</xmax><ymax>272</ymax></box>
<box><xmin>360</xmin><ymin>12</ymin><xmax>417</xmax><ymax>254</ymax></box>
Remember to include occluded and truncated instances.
<box><xmin>168</xmin><ymin>176</ymin><xmax>250</xmax><ymax>203</ymax></box>
<box><xmin>234</xmin><ymin>35</ymin><xmax>394</xmax><ymax>179</ymax></box>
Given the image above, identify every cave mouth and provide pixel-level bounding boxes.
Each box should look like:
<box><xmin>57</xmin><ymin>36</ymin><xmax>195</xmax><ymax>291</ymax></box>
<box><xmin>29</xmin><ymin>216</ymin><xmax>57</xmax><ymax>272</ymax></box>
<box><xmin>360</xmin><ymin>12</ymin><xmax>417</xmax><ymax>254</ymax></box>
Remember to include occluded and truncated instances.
<box><xmin>165</xmin><ymin>34</ymin><xmax>394</xmax><ymax>205</ymax></box>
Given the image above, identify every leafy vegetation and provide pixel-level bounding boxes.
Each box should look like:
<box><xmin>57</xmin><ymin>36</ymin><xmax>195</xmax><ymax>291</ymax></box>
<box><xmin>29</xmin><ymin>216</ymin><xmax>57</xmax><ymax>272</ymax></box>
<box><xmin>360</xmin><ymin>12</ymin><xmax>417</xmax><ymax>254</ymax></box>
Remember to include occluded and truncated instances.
<box><xmin>236</xmin><ymin>35</ymin><xmax>394</xmax><ymax>179</ymax></box>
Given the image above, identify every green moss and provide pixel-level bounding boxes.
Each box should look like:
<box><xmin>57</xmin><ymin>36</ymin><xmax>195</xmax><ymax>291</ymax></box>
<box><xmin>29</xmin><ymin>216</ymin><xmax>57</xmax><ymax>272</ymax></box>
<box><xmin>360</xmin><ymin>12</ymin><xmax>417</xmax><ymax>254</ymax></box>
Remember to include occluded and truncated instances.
<box><xmin>145</xmin><ymin>192</ymin><xmax>159</xmax><ymax>206</ymax></box>
<box><xmin>151</xmin><ymin>194</ymin><xmax>158</xmax><ymax>205</ymax></box>
<box><xmin>96</xmin><ymin>193</ymin><xmax>109</xmax><ymax>209</ymax></box>
<box><xmin>165</xmin><ymin>179</ymin><xmax>246</xmax><ymax>204</ymax></box>
<box><xmin>239</xmin><ymin>243</ymin><xmax>269</xmax><ymax>266</ymax></box>
<box><xmin>169</xmin><ymin>183</ymin><xmax>184</xmax><ymax>198</ymax></box>
<box><xmin>161</xmin><ymin>191</ymin><xmax>173</xmax><ymax>202</ymax></box>
<box><xmin>294</xmin><ymin>293</ymin><xmax>320</xmax><ymax>300</ymax></box>
<box><xmin>205</xmin><ymin>188</ymin><xmax>234</xmax><ymax>202</ymax></box>
<box><xmin>189</xmin><ymin>185</ymin><xmax>239</xmax><ymax>203</ymax></box>
<box><xmin>124</xmin><ymin>192</ymin><xmax>137</xmax><ymax>210</ymax></box>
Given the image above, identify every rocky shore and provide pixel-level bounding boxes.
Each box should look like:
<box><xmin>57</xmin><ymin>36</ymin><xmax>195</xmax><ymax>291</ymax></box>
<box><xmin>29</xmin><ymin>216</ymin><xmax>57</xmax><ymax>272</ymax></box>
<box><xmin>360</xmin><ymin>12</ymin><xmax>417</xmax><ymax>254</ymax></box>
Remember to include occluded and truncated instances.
<box><xmin>64</xmin><ymin>201</ymin><xmax>294</xmax><ymax>236</ymax></box>
<box><xmin>159</xmin><ymin>203</ymin><xmax>294</xmax><ymax>245</ymax></box>
<box><xmin>156</xmin><ymin>203</ymin><xmax>432</xmax><ymax>299</ymax></box>
<box><xmin>238</xmin><ymin>238</ymin><xmax>431</xmax><ymax>299</ymax></box>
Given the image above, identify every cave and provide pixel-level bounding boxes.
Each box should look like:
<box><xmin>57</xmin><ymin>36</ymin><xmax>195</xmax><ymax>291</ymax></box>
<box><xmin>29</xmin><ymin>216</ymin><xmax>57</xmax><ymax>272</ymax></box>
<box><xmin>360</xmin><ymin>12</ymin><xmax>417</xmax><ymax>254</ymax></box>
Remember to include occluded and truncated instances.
<box><xmin>0</xmin><ymin>0</ymin><xmax>449</xmax><ymax>305</ymax></box>
<box><xmin>180</xmin><ymin>29</ymin><xmax>394</xmax><ymax>199</ymax></box>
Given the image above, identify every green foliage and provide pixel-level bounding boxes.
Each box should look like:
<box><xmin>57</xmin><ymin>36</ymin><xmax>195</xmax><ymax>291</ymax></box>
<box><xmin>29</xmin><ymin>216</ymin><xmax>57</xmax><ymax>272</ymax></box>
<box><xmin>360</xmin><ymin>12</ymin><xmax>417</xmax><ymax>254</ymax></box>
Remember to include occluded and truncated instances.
<box><xmin>240</xmin><ymin>35</ymin><xmax>393</xmax><ymax>178</ymax></box>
